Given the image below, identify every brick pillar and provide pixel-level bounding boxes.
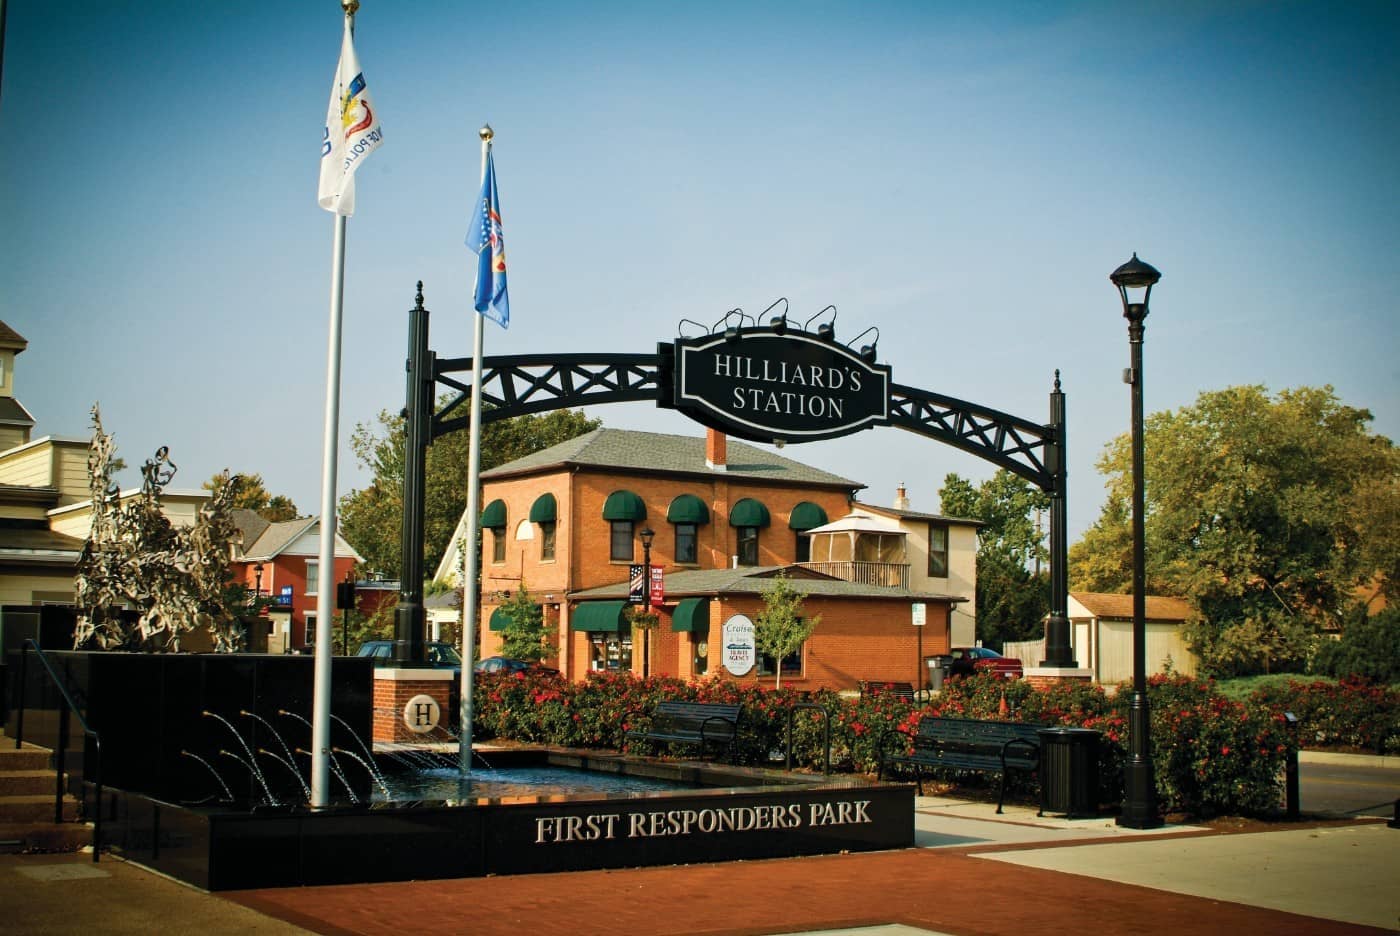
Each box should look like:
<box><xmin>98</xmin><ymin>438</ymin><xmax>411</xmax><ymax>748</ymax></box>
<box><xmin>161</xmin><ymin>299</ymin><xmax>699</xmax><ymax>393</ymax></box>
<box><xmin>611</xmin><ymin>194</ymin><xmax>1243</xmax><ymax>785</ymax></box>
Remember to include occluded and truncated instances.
<box><xmin>1024</xmin><ymin>670</ymin><xmax>1094</xmax><ymax>691</ymax></box>
<box><xmin>372</xmin><ymin>669</ymin><xmax>456</xmax><ymax>742</ymax></box>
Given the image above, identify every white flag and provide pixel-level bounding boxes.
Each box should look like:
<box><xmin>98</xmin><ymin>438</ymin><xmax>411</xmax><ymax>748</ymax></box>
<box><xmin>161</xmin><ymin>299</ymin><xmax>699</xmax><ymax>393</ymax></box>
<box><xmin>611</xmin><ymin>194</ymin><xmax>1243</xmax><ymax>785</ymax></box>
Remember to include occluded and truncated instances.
<box><xmin>318</xmin><ymin>18</ymin><xmax>383</xmax><ymax>216</ymax></box>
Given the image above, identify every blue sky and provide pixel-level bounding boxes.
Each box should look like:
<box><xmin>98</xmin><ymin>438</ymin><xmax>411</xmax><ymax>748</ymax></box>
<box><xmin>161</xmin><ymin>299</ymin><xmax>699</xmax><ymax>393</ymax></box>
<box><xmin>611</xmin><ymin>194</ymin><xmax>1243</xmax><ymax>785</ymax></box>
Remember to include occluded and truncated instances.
<box><xmin>2</xmin><ymin>1</ymin><xmax>1396</xmax><ymax>543</ymax></box>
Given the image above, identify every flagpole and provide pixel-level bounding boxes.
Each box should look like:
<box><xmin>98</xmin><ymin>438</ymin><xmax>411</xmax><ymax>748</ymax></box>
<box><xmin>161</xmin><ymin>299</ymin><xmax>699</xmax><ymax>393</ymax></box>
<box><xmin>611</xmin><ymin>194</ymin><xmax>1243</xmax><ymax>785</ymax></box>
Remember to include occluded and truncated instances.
<box><xmin>459</xmin><ymin>124</ymin><xmax>493</xmax><ymax>775</ymax></box>
<box><xmin>310</xmin><ymin>0</ymin><xmax>359</xmax><ymax>810</ymax></box>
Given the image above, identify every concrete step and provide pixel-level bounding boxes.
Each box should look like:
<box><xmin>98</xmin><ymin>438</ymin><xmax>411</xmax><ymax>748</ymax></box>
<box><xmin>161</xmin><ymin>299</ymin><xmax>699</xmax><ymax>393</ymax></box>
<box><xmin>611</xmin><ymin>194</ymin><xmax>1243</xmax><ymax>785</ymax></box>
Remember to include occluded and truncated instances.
<box><xmin>0</xmin><ymin>745</ymin><xmax>55</xmax><ymax>771</ymax></box>
<box><xmin>0</xmin><ymin>820</ymin><xmax>92</xmax><ymax>854</ymax></box>
<box><xmin>0</xmin><ymin>769</ymin><xmax>60</xmax><ymax>797</ymax></box>
<box><xmin>0</xmin><ymin>793</ymin><xmax>80</xmax><ymax>824</ymax></box>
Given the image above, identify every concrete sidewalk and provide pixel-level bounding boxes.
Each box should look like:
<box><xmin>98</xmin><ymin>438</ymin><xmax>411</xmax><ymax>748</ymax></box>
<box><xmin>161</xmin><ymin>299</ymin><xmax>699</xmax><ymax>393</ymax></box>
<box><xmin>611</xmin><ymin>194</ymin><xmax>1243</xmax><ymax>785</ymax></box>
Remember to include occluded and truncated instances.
<box><xmin>2</xmin><ymin>793</ymin><xmax>1394</xmax><ymax>935</ymax></box>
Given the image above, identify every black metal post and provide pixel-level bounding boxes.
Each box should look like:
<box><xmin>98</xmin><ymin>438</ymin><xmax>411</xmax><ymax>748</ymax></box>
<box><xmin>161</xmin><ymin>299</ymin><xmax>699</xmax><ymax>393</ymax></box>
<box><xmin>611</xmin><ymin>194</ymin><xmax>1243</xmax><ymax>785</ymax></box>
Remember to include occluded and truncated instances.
<box><xmin>394</xmin><ymin>282</ymin><xmax>430</xmax><ymax>664</ymax></box>
<box><xmin>641</xmin><ymin>530</ymin><xmax>653</xmax><ymax>679</ymax></box>
<box><xmin>1040</xmin><ymin>371</ymin><xmax>1076</xmax><ymax>667</ymax></box>
<box><xmin>1284</xmin><ymin>711</ymin><xmax>1300</xmax><ymax>820</ymax></box>
<box><xmin>1114</xmin><ymin>253</ymin><xmax>1162</xmax><ymax>829</ymax></box>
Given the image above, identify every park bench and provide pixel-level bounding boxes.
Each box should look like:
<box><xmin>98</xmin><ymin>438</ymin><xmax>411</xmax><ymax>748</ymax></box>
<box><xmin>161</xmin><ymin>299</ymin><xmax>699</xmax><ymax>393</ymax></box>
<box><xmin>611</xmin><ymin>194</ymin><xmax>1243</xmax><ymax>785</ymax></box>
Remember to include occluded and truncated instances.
<box><xmin>878</xmin><ymin>715</ymin><xmax>1043</xmax><ymax>813</ymax></box>
<box><xmin>625</xmin><ymin>701</ymin><xmax>743</xmax><ymax>762</ymax></box>
<box><xmin>860</xmin><ymin>681</ymin><xmax>915</xmax><ymax>702</ymax></box>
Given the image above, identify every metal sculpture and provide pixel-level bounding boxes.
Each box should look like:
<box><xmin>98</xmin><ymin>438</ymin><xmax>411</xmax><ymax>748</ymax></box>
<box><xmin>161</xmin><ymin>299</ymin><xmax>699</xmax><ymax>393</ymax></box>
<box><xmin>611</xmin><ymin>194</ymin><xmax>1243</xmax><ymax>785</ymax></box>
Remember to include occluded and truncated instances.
<box><xmin>74</xmin><ymin>406</ymin><xmax>245</xmax><ymax>652</ymax></box>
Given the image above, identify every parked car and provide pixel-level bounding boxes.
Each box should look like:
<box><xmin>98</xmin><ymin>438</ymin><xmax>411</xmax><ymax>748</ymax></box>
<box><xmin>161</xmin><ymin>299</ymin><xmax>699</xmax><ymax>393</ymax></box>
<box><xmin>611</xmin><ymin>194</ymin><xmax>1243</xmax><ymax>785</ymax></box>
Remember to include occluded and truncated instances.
<box><xmin>474</xmin><ymin>656</ymin><xmax>559</xmax><ymax>676</ymax></box>
<box><xmin>356</xmin><ymin>640</ymin><xmax>462</xmax><ymax>670</ymax></box>
<box><xmin>948</xmin><ymin>646</ymin><xmax>1023</xmax><ymax>680</ymax></box>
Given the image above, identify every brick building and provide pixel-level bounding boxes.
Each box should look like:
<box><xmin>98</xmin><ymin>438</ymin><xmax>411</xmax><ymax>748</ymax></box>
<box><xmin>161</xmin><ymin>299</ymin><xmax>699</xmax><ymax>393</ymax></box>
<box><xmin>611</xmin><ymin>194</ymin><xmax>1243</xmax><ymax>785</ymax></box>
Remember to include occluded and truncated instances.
<box><xmin>435</xmin><ymin>427</ymin><xmax>970</xmax><ymax>691</ymax></box>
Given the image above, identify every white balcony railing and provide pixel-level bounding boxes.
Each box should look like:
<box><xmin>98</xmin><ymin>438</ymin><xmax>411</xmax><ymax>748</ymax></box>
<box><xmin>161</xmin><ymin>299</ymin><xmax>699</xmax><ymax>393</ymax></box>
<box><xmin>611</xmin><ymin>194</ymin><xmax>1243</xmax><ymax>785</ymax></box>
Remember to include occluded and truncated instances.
<box><xmin>798</xmin><ymin>561</ymin><xmax>909</xmax><ymax>588</ymax></box>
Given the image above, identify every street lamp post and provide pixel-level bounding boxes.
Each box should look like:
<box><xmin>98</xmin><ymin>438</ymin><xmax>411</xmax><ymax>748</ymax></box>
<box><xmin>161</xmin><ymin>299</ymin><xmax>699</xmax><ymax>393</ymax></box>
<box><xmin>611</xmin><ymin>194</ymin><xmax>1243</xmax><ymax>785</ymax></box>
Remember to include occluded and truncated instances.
<box><xmin>253</xmin><ymin>563</ymin><xmax>264</xmax><ymax>602</ymax></box>
<box><xmin>1112</xmin><ymin>252</ymin><xmax>1163</xmax><ymax>830</ymax></box>
<box><xmin>639</xmin><ymin>527</ymin><xmax>655</xmax><ymax>678</ymax></box>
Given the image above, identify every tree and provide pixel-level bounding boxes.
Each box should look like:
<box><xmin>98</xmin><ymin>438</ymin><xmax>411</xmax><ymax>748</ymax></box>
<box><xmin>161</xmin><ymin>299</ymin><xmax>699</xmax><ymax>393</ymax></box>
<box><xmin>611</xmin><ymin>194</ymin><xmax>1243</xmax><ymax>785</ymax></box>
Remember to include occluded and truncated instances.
<box><xmin>202</xmin><ymin>472</ymin><xmax>300</xmax><ymax>522</ymax></box>
<box><xmin>754</xmin><ymin>572</ymin><xmax>819</xmax><ymax>690</ymax></box>
<box><xmin>1313</xmin><ymin>607</ymin><xmax>1400</xmax><ymax>684</ymax></box>
<box><xmin>1069</xmin><ymin>385</ymin><xmax>1399</xmax><ymax>676</ymax></box>
<box><xmin>495</xmin><ymin>583</ymin><xmax>550</xmax><ymax>663</ymax></box>
<box><xmin>937</xmin><ymin>470</ymin><xmax>1051</xmax><ymax>651</ymax></box>
<box><xmin>338</xmin><ymin>402</ymin><xmax>600</xmax><ymax>578</ymax></box>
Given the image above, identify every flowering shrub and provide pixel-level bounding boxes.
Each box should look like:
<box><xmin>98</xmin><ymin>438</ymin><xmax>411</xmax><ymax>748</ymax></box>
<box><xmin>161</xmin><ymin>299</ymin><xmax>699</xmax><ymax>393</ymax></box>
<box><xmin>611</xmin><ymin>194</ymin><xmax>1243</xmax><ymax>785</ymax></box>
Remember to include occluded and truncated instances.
<box><xmin>1128</xmin><ymin>675</ymin><xmax>1295</xmax><ymax>817</ymax></box>
<box><xmin>1246</xmin><ymin>676</ymin><xmax>1399</xmax><ymax>755</ymax></box>
<box><xmin>469</xmin><ymin>669</ymin><xmax>1303</xmax><ymax>818</ymax></box>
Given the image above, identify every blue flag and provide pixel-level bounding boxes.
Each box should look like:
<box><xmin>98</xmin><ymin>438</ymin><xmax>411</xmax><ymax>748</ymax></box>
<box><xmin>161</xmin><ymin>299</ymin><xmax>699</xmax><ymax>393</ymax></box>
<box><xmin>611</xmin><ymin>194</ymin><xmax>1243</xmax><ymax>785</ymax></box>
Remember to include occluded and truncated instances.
<box><xmin>466</xmin><ymin>152</ymin><xmax>510</xmax><ymax>328</ymax></box>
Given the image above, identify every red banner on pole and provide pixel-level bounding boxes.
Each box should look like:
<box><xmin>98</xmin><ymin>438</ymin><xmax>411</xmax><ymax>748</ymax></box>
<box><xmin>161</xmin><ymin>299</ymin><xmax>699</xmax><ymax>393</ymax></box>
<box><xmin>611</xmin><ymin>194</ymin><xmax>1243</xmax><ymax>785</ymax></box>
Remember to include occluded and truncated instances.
<box><xmin>649</xmin><ymin>565</ymin><xmax>665</xmax><ymax>606</ymax></box>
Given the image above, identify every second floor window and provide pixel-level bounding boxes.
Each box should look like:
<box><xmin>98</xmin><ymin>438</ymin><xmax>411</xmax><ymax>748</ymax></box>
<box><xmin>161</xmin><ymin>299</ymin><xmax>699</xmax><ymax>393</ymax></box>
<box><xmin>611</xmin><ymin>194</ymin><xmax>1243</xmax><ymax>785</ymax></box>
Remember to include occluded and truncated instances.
<box><xmin>305</xmin><ymin>560</ymin><xmax>319</xmax><ymax>594</ymax></box>
<box><xmin>540</xmin><ymin>521</ymin><xmax>556</xmax><ymax>560</ymax></box>
<box><xmin>491</xmin><ymin>528</ymin><xmax>506</xmax><ymax>563</ymax></box>
<box><xmin>675</xmin><ymin>523</ymin><xmax>697</xmax><ymax>563</ymax></box>
<box><xmin>610</xmin><ymin>521</ymin><xmax>634</xmax><ymax>561</ymax></box>
<box><xmin>928</xmin><ymin>522</ymin><xmax>949</xmax><ymax>577</ymax></box>
<box><xmin>737</xmin><ymin>527</ymin><xmax>759</xmax><ymax>566</ymax></box>
<box><xmin>795</xmin><ymin>533</ymin><xmax>812</xmax><ymax>563</ymax></box>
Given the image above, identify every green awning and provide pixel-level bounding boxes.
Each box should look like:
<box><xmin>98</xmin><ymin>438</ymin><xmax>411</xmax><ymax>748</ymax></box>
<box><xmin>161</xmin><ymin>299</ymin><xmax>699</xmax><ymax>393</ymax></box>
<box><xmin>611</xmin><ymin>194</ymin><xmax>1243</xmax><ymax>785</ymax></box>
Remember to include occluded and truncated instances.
<box><xmin>528</xmin><ymin>493</ymin><xmax>557</xmax><ymax>523</ymax></box>
<box><xmin>571</xmin><ymin>600</ymin><xmax>630</xmax><ymax>633</ymax></box>
<box><xmin>666</xmin><ymin>494</ymin><xmax>710</xmax><ymax>525</ymax></box>
<box><xmin>602</xmin><ymin>490</ymin><xmax>647</xmax><ymax>521</ymax></box>
<box><xmin>671</xmin><ymin>597</ymin><xmax>711</xmax><ymax>633</ymax></box>
<box><xmin>788</xmin><ymin>501</ymin><xmax>829</xmax><ymax>531</ymax></box>
<box><xmin>480</xmin><ymin>498</ymin><xmax>507</xmax><ymax>528</ymax></box>
<box><xmin>488</xmin><ymin>607</ymin><xmax>512</xmax><ymax>631</ymax></box>
<box><xmin>729</xmin><ymin>497</ymin><xmax>770</xmax><ymax>528</ymax></box>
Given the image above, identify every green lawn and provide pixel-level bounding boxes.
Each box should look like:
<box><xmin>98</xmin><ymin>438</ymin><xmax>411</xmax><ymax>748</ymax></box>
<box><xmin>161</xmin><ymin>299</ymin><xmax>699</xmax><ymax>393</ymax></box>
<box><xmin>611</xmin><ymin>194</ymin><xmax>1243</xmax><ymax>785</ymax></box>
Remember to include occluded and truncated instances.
<box><xmin>1214</xmin><ymin>673</ymin><xmax>1332</xmax><ymax>700</ymax></box>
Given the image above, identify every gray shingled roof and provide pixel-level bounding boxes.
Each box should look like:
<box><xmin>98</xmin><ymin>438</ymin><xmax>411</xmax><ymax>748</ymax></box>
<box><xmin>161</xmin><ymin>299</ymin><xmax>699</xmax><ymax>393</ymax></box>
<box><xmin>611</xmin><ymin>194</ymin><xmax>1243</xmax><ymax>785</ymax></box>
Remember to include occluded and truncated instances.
<box><xmin>856</xmin><ymin>500</ymin><xmax>983</xmax><ymax>527</ymax></box>
<box><xmin>569</xmin><ymin>564</ymin><xmax>965</xmax><ymax>603</ymax></box>
<box><xmin>231</xmin><ymin>509</ymin><xmax>271</xmax><ymax>558</ymax></box>
<box><xmin>242</xmin><ymin>515</ymin><xmax>318</xmax><ymax>560</ymax></box>
<box><xmin>0</xmin><ymin>322</ymin><xmax>27</xmax><ymax>350</ymax></box>
<box><xmin>0</xmin><ymin>397</ymin><xmax>36</xmax><ymax>426</ymax></box>
<box><xmin>482</xmin><ymin>428</ymin><xmax>861</xmax><ymax>489</ymax></box>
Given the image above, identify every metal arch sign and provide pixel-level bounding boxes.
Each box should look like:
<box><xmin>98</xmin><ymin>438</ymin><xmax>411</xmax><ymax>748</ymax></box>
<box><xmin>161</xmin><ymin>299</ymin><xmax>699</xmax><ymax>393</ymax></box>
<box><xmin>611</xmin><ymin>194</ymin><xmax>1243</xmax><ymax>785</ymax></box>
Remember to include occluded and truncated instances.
<box><xmin>673</xmin><ymin>329</ymin><xmax>891</xmax><ymax>444</ymax></box>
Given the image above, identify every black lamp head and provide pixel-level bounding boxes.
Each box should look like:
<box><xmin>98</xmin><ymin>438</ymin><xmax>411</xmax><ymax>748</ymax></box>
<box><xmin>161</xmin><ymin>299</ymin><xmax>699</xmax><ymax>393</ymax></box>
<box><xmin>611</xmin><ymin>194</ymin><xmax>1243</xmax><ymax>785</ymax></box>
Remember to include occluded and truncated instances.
<box><xmin>1110</xmin><ymin>253</ymin><xmax>1161</xmax><ymax>320</ymax></box>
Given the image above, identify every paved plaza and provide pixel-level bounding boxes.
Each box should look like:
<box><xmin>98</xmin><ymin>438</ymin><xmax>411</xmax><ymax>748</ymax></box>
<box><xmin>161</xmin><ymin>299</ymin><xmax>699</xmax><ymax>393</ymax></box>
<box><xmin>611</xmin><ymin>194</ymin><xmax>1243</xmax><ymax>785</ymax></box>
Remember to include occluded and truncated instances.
<box><xmin>2</xmin><ymin>788</ymin><xmax>1395</xmax><ymax>935</ymax></box>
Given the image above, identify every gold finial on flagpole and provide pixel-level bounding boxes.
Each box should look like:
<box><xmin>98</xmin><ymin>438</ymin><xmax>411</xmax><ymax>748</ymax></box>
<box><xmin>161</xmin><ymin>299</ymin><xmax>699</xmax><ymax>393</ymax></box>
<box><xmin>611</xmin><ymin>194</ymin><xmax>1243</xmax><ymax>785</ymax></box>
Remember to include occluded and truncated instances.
<box><xmin>479</xmin><ymin>124</ymin><xmax>494</xmax><ymax>143</ymax></box>
<box><xmin>342</xmin><ymin>0</ymin><xmax>360</xmax><ymax>15</ymax></box>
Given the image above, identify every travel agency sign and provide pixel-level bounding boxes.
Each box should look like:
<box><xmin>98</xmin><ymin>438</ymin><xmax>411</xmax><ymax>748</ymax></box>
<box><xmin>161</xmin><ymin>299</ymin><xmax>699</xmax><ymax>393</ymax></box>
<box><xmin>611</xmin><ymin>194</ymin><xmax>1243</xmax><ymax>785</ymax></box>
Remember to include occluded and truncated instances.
<box><xmin>671</xmin><ymin>326</ymin><xmax>892</xmax><ymax>444</ymax></box>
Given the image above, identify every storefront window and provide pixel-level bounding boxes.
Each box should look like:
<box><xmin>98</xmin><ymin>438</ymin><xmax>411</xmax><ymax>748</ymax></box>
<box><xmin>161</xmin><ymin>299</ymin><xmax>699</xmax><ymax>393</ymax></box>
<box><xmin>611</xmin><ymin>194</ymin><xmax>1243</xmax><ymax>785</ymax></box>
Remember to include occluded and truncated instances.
<box><xmin>589</xmin><ymin>630</ymin><xmax>633</xmax><ymax>671</ymax></box>
<box><xmin>758</xmin><ymin>646</ymin><xmax>803</xmax><ymax>677</ymax></box>
<box><xmin>692</xmin><ymin>630</ymin><xmax>709</xmax><ymax>675</ymax></box>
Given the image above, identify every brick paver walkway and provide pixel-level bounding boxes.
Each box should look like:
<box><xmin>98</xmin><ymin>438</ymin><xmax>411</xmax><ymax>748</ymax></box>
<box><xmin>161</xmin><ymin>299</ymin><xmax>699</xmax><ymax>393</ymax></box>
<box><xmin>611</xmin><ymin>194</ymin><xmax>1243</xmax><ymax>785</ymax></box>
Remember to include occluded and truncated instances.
<box><xmin>225</xmin><ymin>846</ymin><xmax>1386</xmax><ymax>936</ymax></box>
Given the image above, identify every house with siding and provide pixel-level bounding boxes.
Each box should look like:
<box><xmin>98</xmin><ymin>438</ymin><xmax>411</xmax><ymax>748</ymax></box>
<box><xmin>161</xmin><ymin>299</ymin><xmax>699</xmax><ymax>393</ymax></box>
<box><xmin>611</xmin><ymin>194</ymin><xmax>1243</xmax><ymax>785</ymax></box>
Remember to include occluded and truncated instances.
<box><xmin>0</xmin><ymin>321</ymin><xmax>359</xmax><ymax>640</ymax></box>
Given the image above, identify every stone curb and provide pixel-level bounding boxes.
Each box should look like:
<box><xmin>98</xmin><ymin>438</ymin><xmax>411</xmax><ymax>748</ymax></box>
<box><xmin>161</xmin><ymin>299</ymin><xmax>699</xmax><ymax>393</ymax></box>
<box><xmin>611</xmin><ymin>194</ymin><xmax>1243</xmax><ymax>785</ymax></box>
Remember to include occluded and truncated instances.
<box><xmin>1299</xmin><ymin>750</ymin><xmax>1398</xmax><ymax>770</ymax></box>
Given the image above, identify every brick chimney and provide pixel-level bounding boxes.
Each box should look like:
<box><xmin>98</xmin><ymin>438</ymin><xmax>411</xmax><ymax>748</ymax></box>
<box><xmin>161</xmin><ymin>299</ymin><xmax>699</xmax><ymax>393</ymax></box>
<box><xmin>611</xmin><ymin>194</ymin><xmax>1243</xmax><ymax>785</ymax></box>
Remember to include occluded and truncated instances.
<box><xmin>894</xmin><ymin>483</ymin><xmax>910</xmax><ymax>511</ymax></box>
<box><xmin>706</xmin><ymin>428</ymin><xmax>727</xmax><ymax>470</ymax></box>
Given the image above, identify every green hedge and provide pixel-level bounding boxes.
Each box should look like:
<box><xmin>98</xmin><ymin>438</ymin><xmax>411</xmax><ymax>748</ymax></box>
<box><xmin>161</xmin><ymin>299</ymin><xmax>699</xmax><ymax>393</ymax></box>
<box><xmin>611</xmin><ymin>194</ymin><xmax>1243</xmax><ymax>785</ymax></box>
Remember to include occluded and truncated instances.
<box><xmin>471</xmin><ymin>670</ymin><xmax>1327</xmax><ymax>818</ymax></box>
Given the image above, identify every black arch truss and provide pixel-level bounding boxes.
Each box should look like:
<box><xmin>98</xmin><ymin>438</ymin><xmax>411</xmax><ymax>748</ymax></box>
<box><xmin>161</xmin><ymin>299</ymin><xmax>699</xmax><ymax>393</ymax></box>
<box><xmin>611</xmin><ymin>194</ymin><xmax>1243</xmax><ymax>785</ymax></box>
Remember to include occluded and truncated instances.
<box><xmin>396</xmin><ymin>285</ymin><xmax>1074</xmax><ymax>670</ymax></box>
<box><xmin>428</xmin><ymin>355</ymin><xmax>1060</xmax><ymax>494</ymax></box>
<box><xmin>430</xmin><ymin>353</ymin><xmax>660</xmax><ymax>441</ymax></box>
<box><xmin>888</xmin><ymin>384</ymin><xmax>1057</xmax><ymax>492</ymax></box>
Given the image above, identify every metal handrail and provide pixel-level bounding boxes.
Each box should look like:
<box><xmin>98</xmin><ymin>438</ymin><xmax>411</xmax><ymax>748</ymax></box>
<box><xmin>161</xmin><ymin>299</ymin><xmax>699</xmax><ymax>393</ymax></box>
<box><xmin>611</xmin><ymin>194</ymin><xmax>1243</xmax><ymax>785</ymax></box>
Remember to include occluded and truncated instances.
<box><xmin>14</xmin><ymin>640</ymin><xmax>103</xmax><ymax>863</ymax></box>
<box><xmin>785</xmin><ymin>701</ymin><xmax>831</xmax><ymax>775</ymax></box>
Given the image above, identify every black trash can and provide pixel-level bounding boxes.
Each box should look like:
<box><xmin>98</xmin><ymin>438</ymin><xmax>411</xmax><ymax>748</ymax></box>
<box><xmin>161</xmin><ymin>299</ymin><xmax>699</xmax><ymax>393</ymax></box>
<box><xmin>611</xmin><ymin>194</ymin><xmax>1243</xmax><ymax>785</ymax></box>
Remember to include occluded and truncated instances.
<box><xmin>1037</xmin><ymin>727</ymin><xmax>1101</xmax><ymax>819</ymax></box>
